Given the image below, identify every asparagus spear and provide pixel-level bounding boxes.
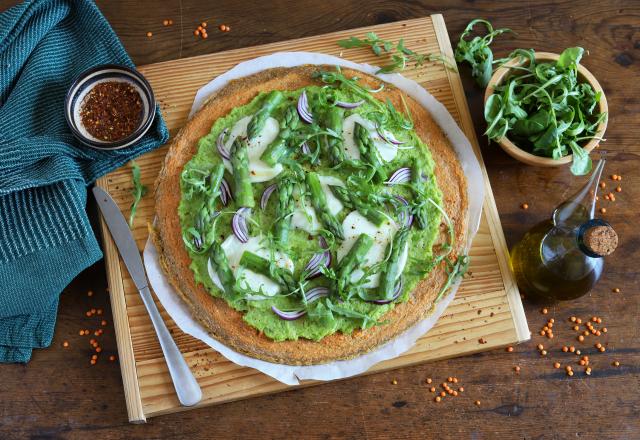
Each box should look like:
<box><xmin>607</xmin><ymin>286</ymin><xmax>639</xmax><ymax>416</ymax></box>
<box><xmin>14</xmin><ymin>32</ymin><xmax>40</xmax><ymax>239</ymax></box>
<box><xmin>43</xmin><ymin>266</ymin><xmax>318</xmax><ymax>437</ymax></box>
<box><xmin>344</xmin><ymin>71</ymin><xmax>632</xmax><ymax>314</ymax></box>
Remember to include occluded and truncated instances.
<box><xmin>378</xmin><ymin>228</ymin><xmax>409</xmax><ymax>299</ymax></box>
<box><xmin>324</xmin><ymin>106</ymin><xmax>345</xmax><ymax>164</ymax></box>
<box><xmin>210</xmin><ymin>240</ymin><xmax>236</xmax><ymax>295</ymax></box>
<box><xmin>239</xmin><ymin>251</ymin><xmax>297</xmax><ymax>292</ymax></box>
<box><xmin>205</xmin><ymin>162</ymin><xmax>226</xmax><ymax>212</ymax></box>
<box><xmin>260</xmin><ymin>106</ymin><xmax>300</xmax><ymax>166</ymax></box>
<box><xmin>337</xmin><ymin>233</ymin><xmax>374</xmax><ymax>295</ymax></box>
<box><xmin>247</xmin><ymin>91</ymin><xmax>284</xmax><ymax>141</ymax></box>
<box><xmin>274</xmin><ymin>176</ymin><xmax>295</xmax><ymax>245</ymax></box>
<box><xmin>305</xmin><ymin>171</ymin><xmax>344</xmax><ymax>240</ymax></box>
<box><xmin>411</xmin><ymin>157</ymin><xmax>429</xmax><ymax>229</ymax></box>
<box><xmin>330</xmin><ymin>185</ymin><xmax>386</xmax><ymax>226</ymax></box>
<box><xmin>354</xmin><ymin>122</ymin><xmax>388</xmax><ymax>182</ymax></box>
<box><xmin>229</xmin><ymin>138</ymin><xmax>255</xmax><ymax>208</ymax></box>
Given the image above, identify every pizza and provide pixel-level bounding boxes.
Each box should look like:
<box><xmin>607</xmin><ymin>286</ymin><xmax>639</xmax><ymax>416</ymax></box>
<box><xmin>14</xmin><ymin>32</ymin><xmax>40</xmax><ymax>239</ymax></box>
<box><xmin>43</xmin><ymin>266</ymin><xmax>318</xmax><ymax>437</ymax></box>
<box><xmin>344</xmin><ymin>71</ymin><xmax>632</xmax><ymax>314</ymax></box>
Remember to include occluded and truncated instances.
<box><xmin>153</xmin><ymin>64</ymin><xmax>468</xmax><ymax>365</ymax></box>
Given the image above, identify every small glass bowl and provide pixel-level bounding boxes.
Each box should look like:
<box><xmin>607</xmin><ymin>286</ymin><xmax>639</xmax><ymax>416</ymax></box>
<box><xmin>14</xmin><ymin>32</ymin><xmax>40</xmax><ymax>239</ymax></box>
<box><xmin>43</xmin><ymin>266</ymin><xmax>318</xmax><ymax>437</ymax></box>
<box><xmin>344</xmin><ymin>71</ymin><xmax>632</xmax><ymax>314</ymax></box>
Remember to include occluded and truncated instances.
<box><xmin>64</xmin><ymin>64</ymin><xmax>156</xmax><ymax>150</ymax></box>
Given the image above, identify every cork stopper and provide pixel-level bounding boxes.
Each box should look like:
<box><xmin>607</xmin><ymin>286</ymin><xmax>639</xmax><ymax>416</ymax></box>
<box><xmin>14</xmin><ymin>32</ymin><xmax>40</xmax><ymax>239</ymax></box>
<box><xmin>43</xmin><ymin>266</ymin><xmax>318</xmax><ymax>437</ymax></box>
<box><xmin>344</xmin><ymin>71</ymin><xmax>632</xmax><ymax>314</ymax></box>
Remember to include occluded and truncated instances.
<box><xmin>583</xmin><ymin>225</ymin><xmax>618</xmax><ymax>256</ymax></box>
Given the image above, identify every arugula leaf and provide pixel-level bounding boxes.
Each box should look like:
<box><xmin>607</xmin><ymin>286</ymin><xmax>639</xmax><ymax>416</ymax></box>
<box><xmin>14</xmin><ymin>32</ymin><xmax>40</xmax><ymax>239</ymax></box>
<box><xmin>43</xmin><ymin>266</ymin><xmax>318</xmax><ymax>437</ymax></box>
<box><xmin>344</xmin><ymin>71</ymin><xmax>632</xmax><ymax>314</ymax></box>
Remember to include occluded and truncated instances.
<box><xmin>569</xmin><ymin>141</ymin><xmax>593</xmax><ymax>175</ymax></box>
<box><xmin>454</xmin><ymin>18</ymin><xmax>513</xmax><ymax>87</ymax></box>
<box><xmin>557</xmin><ymin>47</ymin><xmax>584</xmax><ymax>70</ymax></box>
<box><xmin>337</xmin><ymin>32</ymin><xmax>457</xmax><ymax>74</ymax></box>
<box><xmin>128</xmin><ymin>161</ymin><xmax>147</xmax><ymax>228</ymax></box>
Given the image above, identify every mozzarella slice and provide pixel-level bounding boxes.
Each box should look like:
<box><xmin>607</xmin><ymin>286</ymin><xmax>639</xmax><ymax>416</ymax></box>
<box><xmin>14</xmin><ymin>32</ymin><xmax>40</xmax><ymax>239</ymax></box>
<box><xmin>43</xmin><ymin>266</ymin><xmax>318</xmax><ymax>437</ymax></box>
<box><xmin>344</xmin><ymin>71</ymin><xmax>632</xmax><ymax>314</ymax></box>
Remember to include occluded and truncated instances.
<box><xmin>223</xmin><ymin>115</ymin><xmax>282</xmax><ymax>182</ymax></box>
<box><xmin>208</xmin><ymin>235</ymin><xmax>293</xmax><ymax>297</ymax></box>
<box><xmin>342</xmin><ymin>114</ymin><xmax>399</xmax><ymax>163</ymax></box>
<box><xmin>290</xmin><ymin>175</ymin><xmax>345</xmax><ymax>234</ymax></box>
<box><xmin>337</xmin><ymin>211</ymin><xmax>408</xmax><ymax>288</ymax></box>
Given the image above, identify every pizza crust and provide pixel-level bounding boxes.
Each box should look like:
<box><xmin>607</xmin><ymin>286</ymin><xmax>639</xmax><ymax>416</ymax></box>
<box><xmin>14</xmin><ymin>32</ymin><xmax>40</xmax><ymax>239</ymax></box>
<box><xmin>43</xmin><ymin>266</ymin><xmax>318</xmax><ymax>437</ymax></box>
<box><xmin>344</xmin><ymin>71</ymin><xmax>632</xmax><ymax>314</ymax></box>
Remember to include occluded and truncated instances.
<box><xmin>153</xmin><ymin>65</ymin><xmax>468</xmax><ymax>365</ymax></box>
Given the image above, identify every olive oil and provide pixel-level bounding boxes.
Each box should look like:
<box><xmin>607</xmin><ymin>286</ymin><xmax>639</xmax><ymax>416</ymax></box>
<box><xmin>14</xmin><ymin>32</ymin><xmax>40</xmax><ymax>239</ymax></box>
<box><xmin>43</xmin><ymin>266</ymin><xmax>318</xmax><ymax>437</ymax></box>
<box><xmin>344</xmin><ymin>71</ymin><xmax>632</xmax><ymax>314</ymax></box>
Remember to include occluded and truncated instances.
<box><xmin>510</xmin><ymin>160</ymin><xmax>617</xmax><ymax>302</ymax></box>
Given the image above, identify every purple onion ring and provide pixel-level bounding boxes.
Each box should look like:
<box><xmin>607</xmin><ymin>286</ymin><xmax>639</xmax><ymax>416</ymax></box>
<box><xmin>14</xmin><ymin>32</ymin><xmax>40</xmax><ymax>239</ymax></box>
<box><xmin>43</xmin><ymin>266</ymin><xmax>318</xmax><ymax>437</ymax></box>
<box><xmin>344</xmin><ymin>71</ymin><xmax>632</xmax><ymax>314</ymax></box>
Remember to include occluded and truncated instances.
<box><xmin>335</xmin><ymin>99</ymin><xmax>365</xmax><ymax>109</ymax></box>
<box><xmin>297</xmin><ymin>90</ymin><xmax>313</xmax><ymax>123</ymax></box>
<box><xmin>232</xmin><ymin>207</ymin><xmax>251</xmax><ymax>243</ymax></box>
<box><xmin>260</xmin><ymin>184</ymin><xmax>277</xmax><ymax>210</ymax></box>
<box><xmin>271</xmin><ymin>306</ymin><xmax>306</xmax><ymax>321</ymax></box>
<box><xmin>385</xmin><ymin>167</ymin><xmax>411</xmax><ymax>185</ymax></box>
<box><xmin>217</xmin><ymin>128</ymin><xmax>230</xmax><ymax>160</ymax></box>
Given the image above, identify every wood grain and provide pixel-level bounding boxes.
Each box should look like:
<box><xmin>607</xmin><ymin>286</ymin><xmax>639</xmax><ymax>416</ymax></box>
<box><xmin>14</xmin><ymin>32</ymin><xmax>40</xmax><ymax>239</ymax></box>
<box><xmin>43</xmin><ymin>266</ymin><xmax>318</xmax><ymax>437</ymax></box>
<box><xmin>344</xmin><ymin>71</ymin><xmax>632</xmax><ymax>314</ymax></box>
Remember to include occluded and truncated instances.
<box><xmin>0</xmin><ymin>1</ymin><xmax>638</xmax><ymax>439</ymax></box>
<box><xmin>95</xmin><ymin>15</ymin><xmax>527</xmax><ymax>421</ymax></box>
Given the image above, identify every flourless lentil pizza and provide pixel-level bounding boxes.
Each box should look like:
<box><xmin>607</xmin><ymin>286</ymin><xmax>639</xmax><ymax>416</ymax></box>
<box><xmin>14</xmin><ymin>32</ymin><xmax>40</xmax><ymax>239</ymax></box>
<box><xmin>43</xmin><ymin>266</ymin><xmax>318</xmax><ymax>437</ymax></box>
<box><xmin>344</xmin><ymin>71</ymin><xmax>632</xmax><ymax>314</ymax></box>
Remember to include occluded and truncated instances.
<box><xmin>153</xmin><ymin>64</ymin><xmax>469</xmax><ymax>365</ymax></box>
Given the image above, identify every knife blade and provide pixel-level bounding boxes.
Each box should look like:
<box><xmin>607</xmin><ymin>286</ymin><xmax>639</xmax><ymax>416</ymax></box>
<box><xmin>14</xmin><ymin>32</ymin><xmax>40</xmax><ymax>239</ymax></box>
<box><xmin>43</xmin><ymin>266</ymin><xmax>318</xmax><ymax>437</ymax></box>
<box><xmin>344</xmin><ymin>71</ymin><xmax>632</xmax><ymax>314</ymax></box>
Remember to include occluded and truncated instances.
<box><xmin>92</xmin><ymin>186</ymin><xmax>202</xmax><ymax>407</ymax></box>
<box><xmin>93</xmin><ymin>186</ymin><xmax>148</xmax><ymax>291</ymax></box>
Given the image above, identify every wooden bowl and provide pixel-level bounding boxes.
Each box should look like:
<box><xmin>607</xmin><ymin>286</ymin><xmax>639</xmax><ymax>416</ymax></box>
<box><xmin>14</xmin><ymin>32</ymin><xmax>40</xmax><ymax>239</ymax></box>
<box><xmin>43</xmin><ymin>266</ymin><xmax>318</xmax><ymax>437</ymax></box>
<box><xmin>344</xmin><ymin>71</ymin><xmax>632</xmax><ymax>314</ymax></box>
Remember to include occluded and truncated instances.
<box><xmin>484</xmin><ymin>52</ymin><xmax>608</xmax><ymax>167</ymax></box>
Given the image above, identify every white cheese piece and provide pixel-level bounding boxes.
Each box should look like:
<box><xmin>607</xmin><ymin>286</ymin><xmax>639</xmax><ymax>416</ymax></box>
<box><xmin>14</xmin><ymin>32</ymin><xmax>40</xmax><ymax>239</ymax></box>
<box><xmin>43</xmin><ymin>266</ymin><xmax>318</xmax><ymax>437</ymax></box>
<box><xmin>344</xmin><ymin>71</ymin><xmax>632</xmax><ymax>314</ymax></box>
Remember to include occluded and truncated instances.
<box><xmin>342</xmin><ymin>114</ymin><xmax>398</xmax><ymax>163</ymax></box>
<box><xmin>208</xmin><ymin>235</ymin><xmax>293</xmax><ymax>297</ymax></box>
<box><xmin>290</xmin><ymin>175</ymin><xmax>345</xmax><ymax>234</ymax></box>
<box><xmin>336</xmin><ymin>211</ymin><xmax>408</xmax><ymax>288</ymax></box>
<box><xmin>223</xmin><ymin>115</ymin><xmax>282</xmax><ymax>182</ymax></box>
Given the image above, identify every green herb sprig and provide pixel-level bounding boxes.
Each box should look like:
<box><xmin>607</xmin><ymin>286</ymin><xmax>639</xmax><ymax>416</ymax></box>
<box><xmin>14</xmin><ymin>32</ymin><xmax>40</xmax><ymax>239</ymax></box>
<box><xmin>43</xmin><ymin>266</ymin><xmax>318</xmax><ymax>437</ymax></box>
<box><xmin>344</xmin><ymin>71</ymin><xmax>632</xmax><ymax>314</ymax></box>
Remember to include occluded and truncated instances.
<box><xmin>338</xmin><ymin>32</ymin><xmax>456</xmax><ymax>74</ymax></box>
<box><xmin>454</xmin><ymin>18</ymin><xmax>513</xmax><ymax>87</ymax></box>
<box><xmin>129</xmin><ymin>161</ymin><xmax>148</xmax><ymax>228</ymax></box>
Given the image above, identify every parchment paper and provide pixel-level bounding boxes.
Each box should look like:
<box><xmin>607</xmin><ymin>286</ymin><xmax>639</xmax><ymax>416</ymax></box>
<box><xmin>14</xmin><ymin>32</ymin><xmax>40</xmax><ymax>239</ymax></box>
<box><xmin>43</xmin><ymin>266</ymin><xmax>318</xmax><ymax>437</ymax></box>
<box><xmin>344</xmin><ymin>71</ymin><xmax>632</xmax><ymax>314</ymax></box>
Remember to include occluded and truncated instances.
<box><xmin>143</xmin><ymin>52</ymin><xmax>484</xmax><ymax>385</ymax></box>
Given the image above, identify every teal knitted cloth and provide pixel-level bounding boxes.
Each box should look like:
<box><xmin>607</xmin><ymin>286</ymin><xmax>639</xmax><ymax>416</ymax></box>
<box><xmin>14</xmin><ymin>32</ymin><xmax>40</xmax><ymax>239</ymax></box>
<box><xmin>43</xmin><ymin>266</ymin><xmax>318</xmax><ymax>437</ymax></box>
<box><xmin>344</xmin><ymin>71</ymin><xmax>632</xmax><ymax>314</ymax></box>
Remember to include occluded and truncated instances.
<box><xmin>0</xmin><ymin>0</ymin><xmax>169</xmax><ymax>362</ymax></box>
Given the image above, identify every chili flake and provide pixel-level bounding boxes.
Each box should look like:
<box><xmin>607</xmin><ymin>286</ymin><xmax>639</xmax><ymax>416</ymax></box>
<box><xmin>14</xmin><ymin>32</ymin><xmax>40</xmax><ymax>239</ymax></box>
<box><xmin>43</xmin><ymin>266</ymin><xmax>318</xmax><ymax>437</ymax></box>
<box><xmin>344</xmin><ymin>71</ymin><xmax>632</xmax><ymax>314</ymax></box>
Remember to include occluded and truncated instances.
<box><xmin>80</xmin><ymin>81</ymin><xmax>143</xmax><ymax>142</ymax></box>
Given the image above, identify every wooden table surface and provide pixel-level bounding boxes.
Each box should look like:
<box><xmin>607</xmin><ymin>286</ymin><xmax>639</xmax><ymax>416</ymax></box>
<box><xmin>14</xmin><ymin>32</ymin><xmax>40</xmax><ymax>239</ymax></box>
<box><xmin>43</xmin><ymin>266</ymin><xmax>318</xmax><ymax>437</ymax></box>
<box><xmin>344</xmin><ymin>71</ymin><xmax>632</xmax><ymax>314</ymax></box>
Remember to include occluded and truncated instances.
<box><xmin>1</xmin><ymin>1</ymin><xmax>638</xmax><ymax>438</ymax></box>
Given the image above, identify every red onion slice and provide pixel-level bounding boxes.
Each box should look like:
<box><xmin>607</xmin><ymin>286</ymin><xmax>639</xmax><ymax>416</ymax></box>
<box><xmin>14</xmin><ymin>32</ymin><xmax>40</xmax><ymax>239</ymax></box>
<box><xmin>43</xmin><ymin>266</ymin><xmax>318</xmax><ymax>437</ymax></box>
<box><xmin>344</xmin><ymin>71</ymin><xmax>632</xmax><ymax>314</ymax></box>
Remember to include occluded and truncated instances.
<box><xmin>301</xmin><ymin>141</ymin><xmax>311</xmax><ymax>155</ymax></box>
<box><xmin>376</xmin><ymin>124</ymin><xmax>405</xmax><ymax>145</ymax></box>
<box><xmin>304</xmin><ymin>249</ymin><xmax>331</xmax><ymax>279</ymax></box>
<box><xmin>305</xmin><ymin>286</ymin><xmax>330</xmax><ymax>303</ymax></box>
<box><xmin>335</xmin><ymin>99</ymin><xmax>365</xmax><ymax>109</ymax></box>
<box><xmin>260</xmin><ymin>184</ymin><xmax>277</xmax><ymax>210</ymax></box>
<box><xmin>220</xmin><ymin>177</ymin><xmax>232</xmax><ymax>206</ymax></box>
<box><xmin>318</xmin><ymin>235</ymin><xmax>329</xmax><ymax>249</ymax></box>
<box><xmin>217</xmin><ymin>128</ymin><xmax>230</xmax><ymax>160</ymax></box>
<box><xmin>368</xmin><ymin>84</ymin><xmax>385</xmax><ymax>93</ymax></box>
<box><xmin>272</xmin><ymin>306</ymin><xmax>306</xmax><ymax>321</ymax></box>
<box><xmin>370</xmin><ymin>279</ymin><xmax>403</xmax><ymax>304</ymax></box>
<box><xmin>394</xmin><ymin>195</ymin><xmax>414</xmax><ymax>228</ymax></box>
<box><xmin>297</xmin><ymin>90</ymin><xmax>313</xmax><ymax>123</ymax></box>
<box><xmin>232</xmin><ymin>207</ymin><xmax>251</xmax><ymax>243</ymax></box>
<box><xmin>385</xmin><ymin>167</ymin><xmax>411</xmax><ymax>185</ymax></box>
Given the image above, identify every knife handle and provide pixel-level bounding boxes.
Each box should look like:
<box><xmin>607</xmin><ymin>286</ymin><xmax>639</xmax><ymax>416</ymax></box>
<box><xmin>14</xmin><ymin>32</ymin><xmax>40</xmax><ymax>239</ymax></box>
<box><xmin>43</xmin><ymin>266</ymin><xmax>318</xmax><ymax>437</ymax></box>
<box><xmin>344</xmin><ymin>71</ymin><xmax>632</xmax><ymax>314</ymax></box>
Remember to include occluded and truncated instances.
<box><xmin>138</xmin><ymin>286</ymin><xmax>203</xmax><ymax>407</ymax></box>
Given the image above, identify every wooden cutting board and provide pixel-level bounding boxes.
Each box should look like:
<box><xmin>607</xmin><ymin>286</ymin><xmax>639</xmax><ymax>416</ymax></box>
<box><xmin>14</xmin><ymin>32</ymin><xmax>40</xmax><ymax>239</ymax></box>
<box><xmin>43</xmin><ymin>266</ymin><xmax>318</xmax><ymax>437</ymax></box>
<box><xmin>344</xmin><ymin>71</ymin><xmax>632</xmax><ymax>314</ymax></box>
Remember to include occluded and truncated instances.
<box><xmin>96</xmin><ymin>14</ymin><xmax>529</xmax><ymax>423</ymax></box>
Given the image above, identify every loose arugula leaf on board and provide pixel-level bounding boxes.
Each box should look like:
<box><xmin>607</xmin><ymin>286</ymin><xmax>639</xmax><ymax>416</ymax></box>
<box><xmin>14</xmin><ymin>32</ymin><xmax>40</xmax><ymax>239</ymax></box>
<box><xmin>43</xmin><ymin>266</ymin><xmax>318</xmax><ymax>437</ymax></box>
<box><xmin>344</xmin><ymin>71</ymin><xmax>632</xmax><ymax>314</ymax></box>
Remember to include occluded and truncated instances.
<box><xmin>337</xmin><ymin>32</ymin><xmax>457</xmax><ymax>74</ymax></box>
<box><xmin>129</xmin><ymin>161</ymin><xmax>148</xmax><ymax>228</ymax></box>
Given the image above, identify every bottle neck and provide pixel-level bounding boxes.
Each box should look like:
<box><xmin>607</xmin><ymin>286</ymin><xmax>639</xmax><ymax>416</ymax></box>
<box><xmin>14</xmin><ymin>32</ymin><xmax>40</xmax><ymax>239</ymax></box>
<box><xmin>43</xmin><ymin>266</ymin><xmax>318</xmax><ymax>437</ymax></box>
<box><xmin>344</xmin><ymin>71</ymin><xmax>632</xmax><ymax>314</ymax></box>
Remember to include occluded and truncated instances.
<box><xmin>576</xmin><ymin>219</ymin><xmax>611</xmax><ymax>258</ymax></box>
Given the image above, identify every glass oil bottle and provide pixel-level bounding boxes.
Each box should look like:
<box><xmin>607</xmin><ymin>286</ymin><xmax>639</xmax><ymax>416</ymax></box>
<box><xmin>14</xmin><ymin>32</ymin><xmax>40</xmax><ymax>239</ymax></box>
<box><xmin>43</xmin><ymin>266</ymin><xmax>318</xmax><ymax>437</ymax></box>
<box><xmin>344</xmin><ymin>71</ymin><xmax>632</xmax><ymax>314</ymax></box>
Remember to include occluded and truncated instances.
<box><xmin>510</xmin><ymin>159</ymin><xmax>618</xmax><ymax>302</ymax></box>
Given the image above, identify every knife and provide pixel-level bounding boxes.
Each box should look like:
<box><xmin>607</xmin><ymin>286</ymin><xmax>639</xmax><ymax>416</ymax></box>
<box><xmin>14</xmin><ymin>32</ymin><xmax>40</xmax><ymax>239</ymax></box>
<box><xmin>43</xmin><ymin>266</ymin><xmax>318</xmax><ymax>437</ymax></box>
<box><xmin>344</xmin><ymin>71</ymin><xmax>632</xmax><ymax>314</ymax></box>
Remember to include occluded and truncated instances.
<box><xmin>92</xmin><ymin>186</ymin><xmax>202</xmax><ymax>407</ymax></box>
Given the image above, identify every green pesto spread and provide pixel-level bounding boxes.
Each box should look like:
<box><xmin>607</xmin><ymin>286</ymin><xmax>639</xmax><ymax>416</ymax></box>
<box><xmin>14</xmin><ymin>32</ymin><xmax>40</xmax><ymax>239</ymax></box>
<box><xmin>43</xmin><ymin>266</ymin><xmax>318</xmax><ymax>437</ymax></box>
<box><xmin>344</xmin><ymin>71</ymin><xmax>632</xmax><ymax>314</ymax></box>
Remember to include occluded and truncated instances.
<box><xmin>178</xmin><ymin>68</ymin><xmax>448</xmax><ymax>342</ymax></box>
